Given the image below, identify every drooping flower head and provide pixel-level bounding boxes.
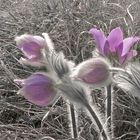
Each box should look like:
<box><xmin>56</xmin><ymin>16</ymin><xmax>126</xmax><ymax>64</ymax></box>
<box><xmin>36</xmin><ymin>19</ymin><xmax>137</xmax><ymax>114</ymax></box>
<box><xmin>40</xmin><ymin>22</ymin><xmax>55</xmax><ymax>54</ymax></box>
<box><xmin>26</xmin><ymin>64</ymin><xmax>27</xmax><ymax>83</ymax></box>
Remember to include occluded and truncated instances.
<box><xmin>71</xmin><ymin>58</ymin><xmax>111</xmax><ymax>87</ymax></box>
<box><xmin>15</xmin><ymin>34</ymin><xmax>46</xmax><ymax>66</ymax></box>
<box><xmin>14</xmin><ymin>73</ymin><xmax>57</xmax><ymax>106</ymax></box>
<box><xmin>89</xmin><ymin>27</ymin><xmax>139</xmax><ymax>64</ymax></box>
<box><xmin>15</xmin><ymin>33</ymin><xmax>54</xmax><ymax>66</ymax></box>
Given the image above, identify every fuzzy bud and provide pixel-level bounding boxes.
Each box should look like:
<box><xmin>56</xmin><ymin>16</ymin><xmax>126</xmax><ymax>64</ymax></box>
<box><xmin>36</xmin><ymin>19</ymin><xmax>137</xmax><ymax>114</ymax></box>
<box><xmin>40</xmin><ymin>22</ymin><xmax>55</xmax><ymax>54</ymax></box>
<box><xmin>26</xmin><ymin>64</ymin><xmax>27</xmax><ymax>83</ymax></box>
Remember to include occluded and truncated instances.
<box><xmin>71</xmin><ymin>58</ymin><xmax>111</xmax><ymax>87</ymax></box>
<box><xmin>14</xmin><ymin>73</ymin><xmax>57</xmax><ymax>106</ymax></box>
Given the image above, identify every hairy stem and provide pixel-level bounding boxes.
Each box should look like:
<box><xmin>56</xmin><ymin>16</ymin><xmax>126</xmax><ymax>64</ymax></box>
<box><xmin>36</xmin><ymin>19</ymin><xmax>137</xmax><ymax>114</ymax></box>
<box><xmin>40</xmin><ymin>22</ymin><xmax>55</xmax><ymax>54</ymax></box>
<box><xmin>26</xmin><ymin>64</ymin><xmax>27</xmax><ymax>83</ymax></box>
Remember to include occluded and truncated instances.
<box><xmin>85</xmin><ymin>103</ymin><xmax>109</xmax><ymax>140</ymax></box>
<box><xmin>68</xmin><ymin>103</ymin><xmax>78</xmax><ymax>139</ymax></box>
<box><xmin>106</xmin><ymin>84</ymin><xmax>112</xmax><ymax>134</ymax></box>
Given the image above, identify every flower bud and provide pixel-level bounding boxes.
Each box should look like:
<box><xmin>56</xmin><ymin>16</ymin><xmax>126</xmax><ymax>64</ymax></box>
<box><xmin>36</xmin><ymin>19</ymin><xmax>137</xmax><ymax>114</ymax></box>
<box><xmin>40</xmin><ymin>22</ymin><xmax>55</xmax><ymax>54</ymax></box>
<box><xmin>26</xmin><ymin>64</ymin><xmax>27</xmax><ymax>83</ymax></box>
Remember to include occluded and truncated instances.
<box><xmin>71</xmin><ymin>58</ymin><xmax>111</xmax><ymax>87</ymax></box>
<box><xmin>14</xmin><ymin>73</ymin><xmax>57</xmax><ymax>106</ymax></box>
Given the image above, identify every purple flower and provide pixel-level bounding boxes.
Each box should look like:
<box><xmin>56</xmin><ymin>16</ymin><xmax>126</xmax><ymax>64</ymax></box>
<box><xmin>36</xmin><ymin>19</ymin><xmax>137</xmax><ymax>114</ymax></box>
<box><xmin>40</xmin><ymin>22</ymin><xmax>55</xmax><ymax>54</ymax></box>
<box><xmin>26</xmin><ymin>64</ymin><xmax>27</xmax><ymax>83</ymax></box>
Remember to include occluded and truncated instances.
<box><xmin>15</xmin><ymin>33</ymin><xmax>55</xmax><ymax>66</ymax></box>
<box><xmin>15</xmin><ymin>34</ymin><xmax>46</xmax><ymax>66</ymax></box>
<box><xmin>89</xmin><ymin>27</ymin><xmax>139</xmax><ymax>64</ymax></box>
<box><xmin>71</xmin><ymin>58</ymin><xmax>111</xmax><ymax>87</ymax></box>
<box><xmin>14</xmin><ymin>73</ymin><xmax>57</xmax><ymax>106</ymax></box>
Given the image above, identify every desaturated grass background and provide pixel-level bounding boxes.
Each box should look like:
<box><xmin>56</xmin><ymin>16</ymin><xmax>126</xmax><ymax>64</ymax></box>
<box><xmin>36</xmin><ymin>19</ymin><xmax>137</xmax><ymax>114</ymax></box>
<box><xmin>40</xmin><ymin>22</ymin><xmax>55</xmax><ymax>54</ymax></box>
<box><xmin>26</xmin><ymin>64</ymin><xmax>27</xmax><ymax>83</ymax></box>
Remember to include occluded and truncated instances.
<box><xmin>0</xmin><ymin>0</ymin><xmax>140</xmax><ymax>139</ymax></box>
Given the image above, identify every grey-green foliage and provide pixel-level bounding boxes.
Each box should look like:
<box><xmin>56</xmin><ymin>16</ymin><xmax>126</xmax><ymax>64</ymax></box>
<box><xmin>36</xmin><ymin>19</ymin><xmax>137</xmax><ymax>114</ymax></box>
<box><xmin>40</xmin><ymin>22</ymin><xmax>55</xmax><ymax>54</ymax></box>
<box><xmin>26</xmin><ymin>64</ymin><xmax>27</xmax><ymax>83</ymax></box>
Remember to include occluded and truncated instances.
<box><xmin>115</xmin><ymin>63</ymin><xmax>140</xmax><ymax>98</ymax></box>
<box><xmin>57</xmin><ymin>77</ymin><xmax>89</xmax><ymax>106</ymax></box>
<box><xmin>48</xmin><ymin>51</ymin><xmax>75</xmax><ymax>78</ymax></box>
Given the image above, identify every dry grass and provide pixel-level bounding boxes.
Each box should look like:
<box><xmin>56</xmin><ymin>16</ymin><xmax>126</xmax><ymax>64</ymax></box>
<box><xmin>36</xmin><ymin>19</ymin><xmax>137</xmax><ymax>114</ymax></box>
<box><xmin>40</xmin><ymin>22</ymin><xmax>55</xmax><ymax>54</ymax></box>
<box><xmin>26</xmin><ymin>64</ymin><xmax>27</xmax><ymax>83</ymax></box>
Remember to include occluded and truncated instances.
<box><xmin>0</xmin><ymin>0</ymin><xmax>140</xmax><ymax>139</ymax></box>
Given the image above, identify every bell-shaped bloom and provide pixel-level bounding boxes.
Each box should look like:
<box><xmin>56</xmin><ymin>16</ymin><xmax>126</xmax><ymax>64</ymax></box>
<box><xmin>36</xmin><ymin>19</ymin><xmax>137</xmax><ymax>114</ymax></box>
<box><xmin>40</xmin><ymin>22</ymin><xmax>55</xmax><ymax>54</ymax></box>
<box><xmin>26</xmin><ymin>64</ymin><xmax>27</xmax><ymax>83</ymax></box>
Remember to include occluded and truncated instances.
<box><xmin>14</xmin><ymin>73</ymin><xmax>57</xmax><ymax>106</ymax></box>
<box><xmin>15</xmin><ymin>33</ymin><xmax>54</xmax><ymax>66</ymax></box>
<box><xmin>89</xmin><ymin>27</ymin><xmax>139</xmax><ymax>64</ymax></box>
<box><xmin>15</xmin><ymin>34</ymin><xmax>46</xmax><ymax>66</ymax></box>
<box><xmin>71</xmin><ymin>58</ymin><xmax>111</xmax><ymax>87</ymax></box>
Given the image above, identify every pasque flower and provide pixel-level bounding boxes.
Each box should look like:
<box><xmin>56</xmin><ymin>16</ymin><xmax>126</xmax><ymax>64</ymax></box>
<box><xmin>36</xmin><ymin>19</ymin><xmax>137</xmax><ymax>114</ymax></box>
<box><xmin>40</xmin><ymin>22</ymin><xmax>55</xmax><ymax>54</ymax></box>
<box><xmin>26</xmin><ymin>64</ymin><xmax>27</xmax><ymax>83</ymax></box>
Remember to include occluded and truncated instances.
<box><xmin>15</xmin><ymin>34</ymin><xmax>46</xmax><ymax>66</ymax></box>
<box><xmin>14</xmin><ymin>73</ymin><xmax>57</xmax><ymax>106</ymax></box>
<box><xmin>15</xmin><ymin>33</ymin><xmax>54</xmax><ymax>66</ymax></box>
<box><xmin>71</xmin><ymin>58</ymin><xmax>111</xmax><ymax>87</ymax></box>
<box><xmin>89</xmin><ymin>27</ymin><xmax>139</xmax><ymax>64</ymax></box>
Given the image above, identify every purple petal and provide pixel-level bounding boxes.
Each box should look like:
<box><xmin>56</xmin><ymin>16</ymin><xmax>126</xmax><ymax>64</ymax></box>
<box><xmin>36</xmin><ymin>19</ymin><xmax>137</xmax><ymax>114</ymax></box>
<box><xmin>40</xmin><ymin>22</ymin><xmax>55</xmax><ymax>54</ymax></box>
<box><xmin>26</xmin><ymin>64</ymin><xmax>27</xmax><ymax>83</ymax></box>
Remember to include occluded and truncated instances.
<box><xmin>25</xmin><ymin>73</ymin><xmax>52</xmax><ymax>85</ymax></box>
<box><xmin>116</xmin><ymin>42</ymin><xmax>123</xmax><ymax>58</ymax></box>
<box><xmin>21</xmin><ymin>42</ymin><xmax>42</xmax><ymax>59</ymax></box>
<box><xmin>73</xmin><ymin>58</ymin><xmax>111</xmax><ymax>86</ymax></box>
<box><xmin>107</xmin><ymin>27</ymin><xmax>123</xmax><ymax>53</ymax></box>
<box><xmin>15</xmin><ymin>35</ymin><xmax>45</xmax><ymax>60</ymax></box>
<box><xmin>121</xmin><ymin>37</ymin><xmax>140</xmax><ymax>56</ymax></box>
<box><xmin>19</xmin><ymin>57</ymin><xmax>44</xmax><ymax>67</ymax></box>
<box><xmin>119</xmin><ymin>50</ymin><xmax>137</xmax><ymax>64</ymax></box>
<box><xmin>81</xmin><ymin>65</ymin><xmax>109</xmax><ymax>84</ymax></box>
<box><xmin>19</xmin><ymin>73</ymin><xmax>57</xmax><ymax>106</ymax></box>
<box><xmin>89</xmin><ymin>28</ymin><xmax>106</xmax><ymax>54</ymax></box>
<box><xmin>103</xmin><ymin>40</ymin><xmax>110</xmax><ymax>56</ymax></box>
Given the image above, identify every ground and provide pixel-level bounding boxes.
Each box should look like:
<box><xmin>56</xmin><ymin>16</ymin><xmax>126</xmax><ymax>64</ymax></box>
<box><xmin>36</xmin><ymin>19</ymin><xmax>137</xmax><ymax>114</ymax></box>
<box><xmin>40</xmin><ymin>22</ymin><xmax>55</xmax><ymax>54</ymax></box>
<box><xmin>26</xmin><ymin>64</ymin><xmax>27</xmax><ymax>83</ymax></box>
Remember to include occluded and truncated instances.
<box><xmin>0</xmin><ymin>0</ymin><xmax>140</xmax><ymax>139</ymax></box>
